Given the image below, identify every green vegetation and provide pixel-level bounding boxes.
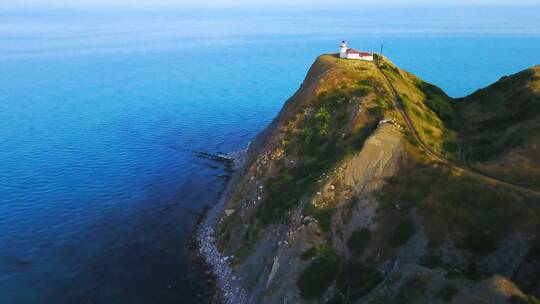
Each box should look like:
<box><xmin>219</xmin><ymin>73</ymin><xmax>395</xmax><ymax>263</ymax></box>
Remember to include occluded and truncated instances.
<box><xmin>255</xmin><ymin>170</ymin><xmax>297</xmax><ymax>224</ymax></box>
<box><xmin>404</xmin><ymin>129</ymin><xmax>419</xmax><ymax>147</ymax></box>
<box><xmin>300</xmin><ymin>247</ymin><xmax>317</xmax><ymax>260</ymax></box>
<box><xmin>297</xmin><ymin>246</ymin><xmax>341</xmax><ymax>299</ymax></box>
<box><xmin>390</xmin><ymin>219</ymin><xmax>416</xmax><ymax>247</ymax></box>
<box><xmin>510</xmin><ymin>295</ymin><xmax>540</xmax><ymax>304</ymax></box>
<box><xmin>256</xmin><ymin>72</ymin><xmax>387</xmax><ymax>226</ymax></box>
<box><xmin>255</xmin><ymin>91</ymin><xmax>353</xmax><ymax>225</ymax></box>
<box><xmin>347</xmin><ymin>228</ymin><xmax>372</xmax><ymax>256</ymax></box>
<box><xmin>379</xmin><ymin>58</ymin><xmax>460</xmax><ymax>159</ymax></box>
<box><xmin>459</xmin><ymin>67</ymin><xmax>540</xmax><ymax>161</ymax></box>
<box><xmin>336</xmin><ymin>261</ymin><xmax>382</xmax><ymax>300</ymax></box>
<box><xmin>417</xmin><ymin>81</ymin><xmax>457</xmax><ymax>129</ymax></box>
<box><xmin>314</xmin><ymin>208</ymin><xmax>335</xmax><ymax>233</ymax></box>
<box><xmin>377</xmin><ymin>165</ymin><xmax>540</xmax><ymax>252</ymax></box>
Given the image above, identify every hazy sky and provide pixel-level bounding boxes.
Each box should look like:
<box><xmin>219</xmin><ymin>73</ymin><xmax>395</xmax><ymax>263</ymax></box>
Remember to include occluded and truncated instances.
<box><xmin>3</xmin><ymin>0</ymin><xmax>540</xmax><ymax>8</ymax></box>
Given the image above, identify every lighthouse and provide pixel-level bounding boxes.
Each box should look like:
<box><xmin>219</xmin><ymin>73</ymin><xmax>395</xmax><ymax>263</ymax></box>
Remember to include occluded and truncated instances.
<box><xmin>340</xmin><ymin>40</ymin><xmax>348</xmax><ymax>59</ymax></box>
<box><xmin>339</xmin><ymin>40</ymin><xmax>374</xmax><ymax>61</ymax></box>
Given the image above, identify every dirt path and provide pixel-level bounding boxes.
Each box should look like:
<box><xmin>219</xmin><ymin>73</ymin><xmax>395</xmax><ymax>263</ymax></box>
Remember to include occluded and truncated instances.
<box><xmin>375</xmin><ymin>61</ymin><xmax>540</xmax><ymax>197</ymax></box>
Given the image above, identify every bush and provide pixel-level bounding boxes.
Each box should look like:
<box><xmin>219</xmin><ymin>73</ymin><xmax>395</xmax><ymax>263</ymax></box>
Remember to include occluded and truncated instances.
<box><xmin>297</xmin><ymin>246</ymin><xmax>341</xmax><ymax>299</ymax></box>
<box><xmin>463</xmin><ymin>231</ymin><xmax>498</xmax><ymax>256</ymax></box>
<box><xmin>391</xmin><ymin>219</ymin><xmax>416</xmax><ymax>247</ymax></box>
<box><xmin>336</xmin><ymin>261</ymin><xmax>382</xmax><ymax>300</ymax></box>
<box><xmin>314</xmin><ymin>208</ymin><xmax>334</xmax><ymax>233</ymax></box>
<box><xmin>347</xmin><ymin>229</ymin><xmax>372</xmax><ymax>256</ymax></box>
<box><xmin>255</xmin><ymin>170</ymin><xmax>297</xmax><ymax>224</ymax></box>
<box><xmin>352</xmin><ymin>120</ymin><xmax>379</xmax><ymax>151</ymax></box>
<box><xmin>404</xmin><ymin>130</ymin><xmax>419</xmax><ymax>146</ymax></box>
<box><xmin>300</xmin><ymin>247</ymin><xmax>317</xmax><ymax>260</ymax></box>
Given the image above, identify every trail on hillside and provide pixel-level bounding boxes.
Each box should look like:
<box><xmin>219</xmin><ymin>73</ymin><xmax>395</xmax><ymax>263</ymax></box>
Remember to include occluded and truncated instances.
<box><xmin>375</xmin><ymin>60</ymin><xmax>540</xmax><ymax>197</ymax></box>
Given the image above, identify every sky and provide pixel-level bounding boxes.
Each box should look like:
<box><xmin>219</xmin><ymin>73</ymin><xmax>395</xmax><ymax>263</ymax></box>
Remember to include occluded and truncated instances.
<box><xmin>2</xmin><ymin>0</ymin><xmax>540</xmax><ymax>8</ymax></box>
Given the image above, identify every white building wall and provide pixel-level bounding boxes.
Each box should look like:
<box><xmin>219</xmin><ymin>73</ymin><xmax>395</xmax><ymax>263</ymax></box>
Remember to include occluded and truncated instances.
<box><xmin>361</xmin><ymin>55</ymin><xmax>374</xmax><ymax>61</ymax></box>
<box><xmin>340</xmin><ymin>47</ymin><xmax>347</xmax><ymax>58</ymax></box>
<box><xmin>346</xmin><ymin>53</ymin><xmax>374</xmax><ymax>61</ymax></box>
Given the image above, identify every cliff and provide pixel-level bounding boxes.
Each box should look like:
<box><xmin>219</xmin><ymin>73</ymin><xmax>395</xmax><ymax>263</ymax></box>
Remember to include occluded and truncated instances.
<box><xmin>207</xmin><ymin>54</ymin><xmax>540</xmax><ymax>304</ymax></box>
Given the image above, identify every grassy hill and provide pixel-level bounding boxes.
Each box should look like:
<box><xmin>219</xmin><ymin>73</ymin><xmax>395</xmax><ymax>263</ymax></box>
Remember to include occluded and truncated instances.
<box><xmin>457</xmin><ymin>66</ymin><xmax>540</xmax><ymax>190</ymax></box>
<box><xmin>209</xmin><ymin>55</ymin><xmax>540</xmax><ymax>304</ymax></box>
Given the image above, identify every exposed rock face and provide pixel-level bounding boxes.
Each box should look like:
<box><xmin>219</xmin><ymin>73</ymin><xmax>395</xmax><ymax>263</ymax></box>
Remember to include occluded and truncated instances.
<box><xmin>203</xmin><ymin>55</ymin><xmax>540</xmax><ymax>303</ymax></box>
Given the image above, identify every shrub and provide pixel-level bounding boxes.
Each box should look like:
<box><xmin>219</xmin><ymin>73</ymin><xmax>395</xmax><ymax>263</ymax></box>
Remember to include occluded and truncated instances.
<box><xmin>354</xmin><ymin>86</ymin><xmax>371</xmax><ymax>97</ymax></box>
<box><xmin>255</xmin><ymin>170</ymin><xmax>297</xmax><ymax>224</ymax></box>
<box><xmin>297</xmin><ymin>246</ymin><xmax>341</xmax><ymax>299</ymax></box>
<box><xmin>463</xmin><ymin>231</ymin><xmax>498</xmax><ymax>256</ymax></box>
<box><xmin>300</xmin><ymin>247</ymin><xmax>317</xmax><ymax>260</ymax></box>
<box><xmin>404</xmin><ymin>130</ymin><xmax>419</xmax><ymax>146</ymax></box>
<box><xmin>336</xmin><ymin>261</ymin><xmax>381</xmax><ymax>300</ymax></box>
<box><xmin>390</xmin><ymin>219</ymin><xmax>416</xmax><ymax>247</ymax></box>
<box><xmin>347</xmin><ymin>228</ymin><xmax>372</xmax><ymax>256</ymax></box>
<box><xmin>418</xmin><ymin>81</ymin><xmax>455</xmax><ymax>123</ymax></box>
<box><xmin>367</xmin><ymin>106</ymin><xmax>384</xmax><ymax>119</ymax></box>
<box><xmin>314</xmin><ymin>208</ymin><xmax>334</xmax><ymax>233</ymax></box>
<box><xmin>352</xmin><ymin>120</ymin><xmax>379</xmax><ymax>151</ymax></box>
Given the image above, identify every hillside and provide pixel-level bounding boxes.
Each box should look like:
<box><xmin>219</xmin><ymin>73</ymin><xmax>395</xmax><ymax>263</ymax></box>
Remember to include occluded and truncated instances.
<box><xmin>201</xmin><ymin>54</ymin><xmax>540</xmax><ymax>304</ymax></box>
<box><xmin>457</xmin><ymin>66</ymin><xmax>540</xmax><ymax>191</ymax></box>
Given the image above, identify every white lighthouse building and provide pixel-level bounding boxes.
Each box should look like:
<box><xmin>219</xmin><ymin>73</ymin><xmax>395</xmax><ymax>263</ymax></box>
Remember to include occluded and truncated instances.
<box><xmin>339</xmin><ymin>41</ymin><xmax>373</xmax><ymax>61</ymax></box>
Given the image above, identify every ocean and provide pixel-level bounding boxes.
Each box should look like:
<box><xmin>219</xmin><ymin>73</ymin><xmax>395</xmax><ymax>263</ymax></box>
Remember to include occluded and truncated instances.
<box><xmin>1</xmin><ymin>5</ymin><xmax>539</xmax><ymax>303</ymax></box>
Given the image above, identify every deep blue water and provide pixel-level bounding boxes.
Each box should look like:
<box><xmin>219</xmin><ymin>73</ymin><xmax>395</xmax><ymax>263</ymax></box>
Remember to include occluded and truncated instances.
<box><xmin>1</xmin><ymin>6</ymin><xmax>540</xmax><ymax>304</ymax></box>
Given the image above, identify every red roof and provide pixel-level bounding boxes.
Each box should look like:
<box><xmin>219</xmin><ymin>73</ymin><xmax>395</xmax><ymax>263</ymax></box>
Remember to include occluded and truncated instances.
<box><xmin>347</xmin><ymin>49</ymin><xmax>372</xmax><ymax>56</ymax></box>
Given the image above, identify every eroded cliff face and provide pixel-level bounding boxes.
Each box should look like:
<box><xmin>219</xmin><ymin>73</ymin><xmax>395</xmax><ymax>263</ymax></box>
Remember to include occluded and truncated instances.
<box><xmin>209</xmin><ymin>55</ymin><xmax>540</xmax><ymax>304</ymax></box>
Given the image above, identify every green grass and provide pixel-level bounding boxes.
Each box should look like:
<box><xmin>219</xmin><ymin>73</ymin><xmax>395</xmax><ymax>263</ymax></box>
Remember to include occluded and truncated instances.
<box><xmin>297</xmin><ymin>246</ymin><xmax>342</xmax><ymax>299</ymax></box>
<box><xmin>404</xmin><ymin>130</ymin><xmax>419</xmax><ymax>147</ymax></box>
<box><xmin>417</xmin><ymin>81</ymin><xmax>457</xmax><ymax>128</ymax></box>
<box><xmin>255</xmin><ymin>80</ymin><xmax>388</xmax><ymax>226</ymax></box>
<box><xmin>458</xmin><ymin>67</ymin><xmax>540</xmax><ymax>161</ymax></box>
<box><xmin>347</xmin><ymin>228</ymin><xmax>372</xmax><ymax>256</ymax></box>
<box><xmin>380</xmin><ymin>59</ymin><xmax>460</xmax><ymax>158</ymax></box>
<box><xmin>255</xmin><ymin>91</ymin><xmax>353</xmax><ymax>225</ymax></box>
<box><xmin>377</xmin><ymin>164</ymin><xmax>540</xmax><ymax>255</ymax></box>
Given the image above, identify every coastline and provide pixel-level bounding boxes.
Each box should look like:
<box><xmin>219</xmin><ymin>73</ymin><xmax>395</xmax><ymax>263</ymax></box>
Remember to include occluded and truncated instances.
<box><xmin>193</xmin><ymin>149</ymin><xmax>249</xmax><ymax>304</ymax></box>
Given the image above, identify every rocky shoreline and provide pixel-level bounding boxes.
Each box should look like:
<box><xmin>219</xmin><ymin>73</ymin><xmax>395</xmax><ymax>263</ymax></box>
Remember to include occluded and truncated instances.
<box><xmin>192</xmin><ymin>149</ymin><xmax>248</xmax><ymax>304</ymax></box>
<box><xmin>187</xmin><ymin>206</ymin><xmax>221</xmax><ymax>303</ymax></box>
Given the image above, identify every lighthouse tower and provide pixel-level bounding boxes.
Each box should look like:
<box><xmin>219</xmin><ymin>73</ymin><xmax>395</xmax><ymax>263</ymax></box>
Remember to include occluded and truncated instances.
<box><xmin>340</xmin><ymin>40</ymin><xmax>348</xmax><ymax>58</ymax></box>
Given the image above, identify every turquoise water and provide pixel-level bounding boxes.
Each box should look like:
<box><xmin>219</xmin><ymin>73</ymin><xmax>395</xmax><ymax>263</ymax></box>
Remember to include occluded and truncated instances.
<box><xmin>1</xmin><ymin>6</ymin><xmax>540</xmax><ymax>303</ymax></box>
